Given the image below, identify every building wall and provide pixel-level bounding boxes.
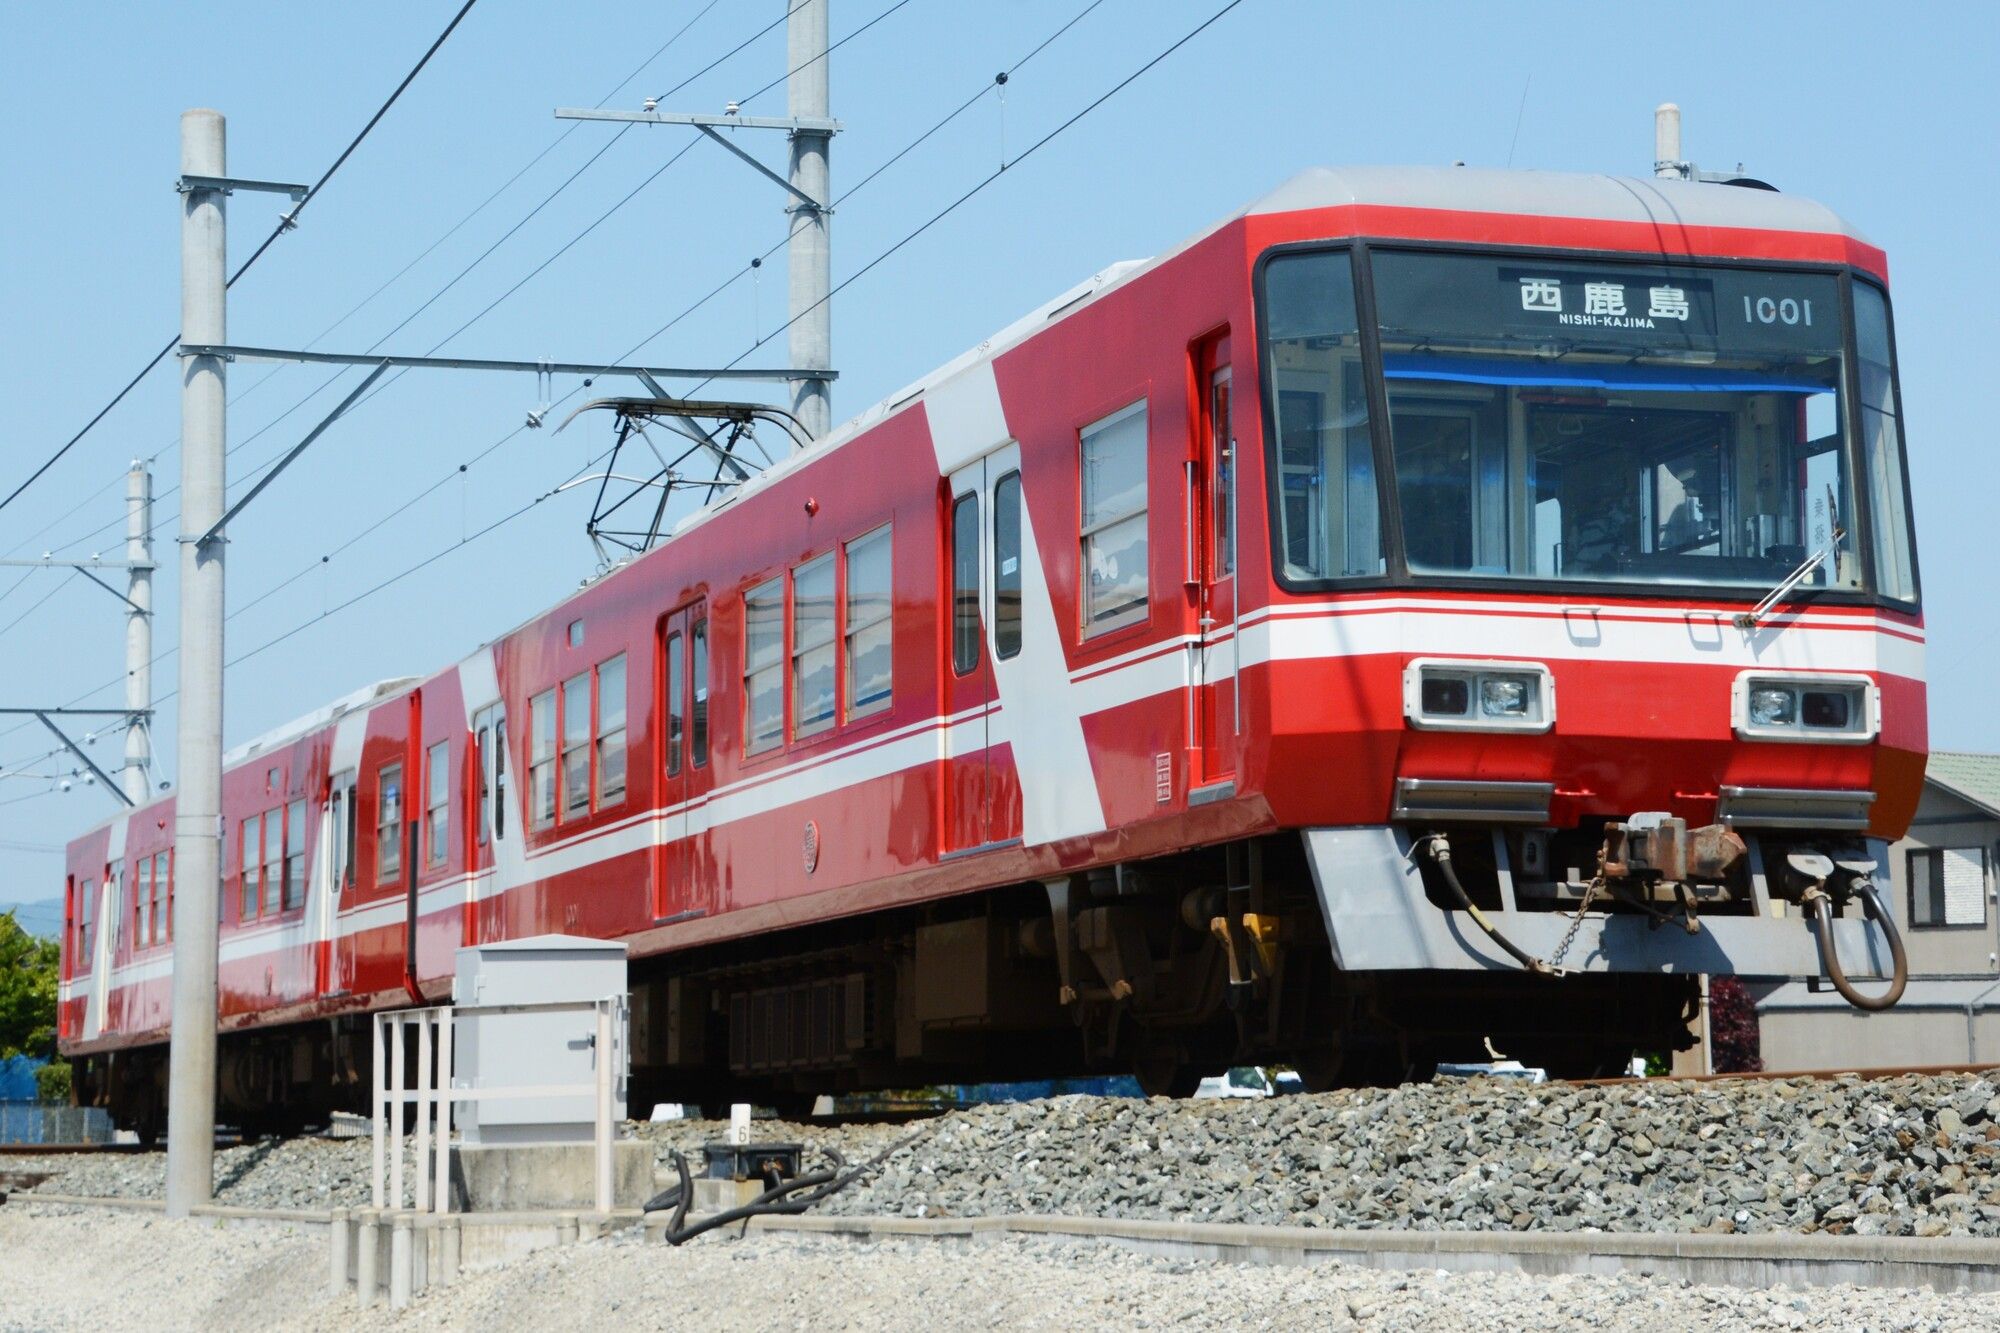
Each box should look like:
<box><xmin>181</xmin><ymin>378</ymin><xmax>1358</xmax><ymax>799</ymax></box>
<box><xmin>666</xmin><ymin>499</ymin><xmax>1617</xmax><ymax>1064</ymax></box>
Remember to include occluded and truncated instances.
<box><xmin>1755</xmin><ymin>783</ymin><xmax>2000</xmax><ymax>1072</ymax></box>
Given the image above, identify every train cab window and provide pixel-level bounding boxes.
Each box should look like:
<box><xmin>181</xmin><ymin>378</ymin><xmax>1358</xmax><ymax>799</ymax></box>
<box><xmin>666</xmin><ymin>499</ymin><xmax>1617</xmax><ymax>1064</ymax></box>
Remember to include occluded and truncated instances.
<box><xmin>1855</xmin><ymin>282</ymin><xmax>1916</xmax><ymax>604</ymax></box>
<box><xmin>951</xmin><ymin>493</ymin><xmax>981</xmax><ymax>674</ymax></box>
<box><xmin>425</xmin><ymin>741</ymin><xmax>449</xmax><ymax>867</ymax></box>
<box><xmin>690</xmin><ymin>619</ymin><xmax>710</xmax><ymax>767</ymax></box>
<box><xmin>561</xmin><ymin>672</ymin><xmax>592</xmax><ymax>817</ymax></box>
<box><xmin>744</xmin><ymin>577</ymin><xmax>785</xmax><ymax>755</ymax></box>
<box><xmin>845</xmin><ymin>525</ymin><xmax>893</xmax><ymax>717</ymax></box>
<box><xmin>1260</xmin><ymin>249</ymin><xmax>1382</xmax><ymax>579</ymax></box>
<box><xmin>792</xmin><ymin>554</ymin><xmax>837</xmax><ymax>739</ymax></box>
<box><xmin>377</xmin><ymin>761</ymin><xmax>404</xmax><ymax>883</ymax></box>
<box><xmin>597</xmin><ymin>654</ymin><xmax>627</xmax><ymax>806</ymax></box>
<box><xmin>261</xmin><ymin>807</ymin><xmax>283</xmax><ymax>916</ymax></box>
<box><xmin>529</xmin><ymin>690</ymin><xmax>557</xmax><ymax>830</ymax></box>
<box><xmin>284</xmin><ymin>799</ymin><xmax>306</xmax><ymax>910</ymax></box>
<box><xmin>665</xmin><ymin>634</ymin><xmax>684</xmax><ymax>776</ymax></box>
<box><xmin>991</xmin><ymin>476</ymin><xmax>1022</xmax><ymax>660</ymax></box>
<box><xmin>1079</xmin><ymin>402</ymin><xmax>1149</xmax><ymax>634</ymax></box>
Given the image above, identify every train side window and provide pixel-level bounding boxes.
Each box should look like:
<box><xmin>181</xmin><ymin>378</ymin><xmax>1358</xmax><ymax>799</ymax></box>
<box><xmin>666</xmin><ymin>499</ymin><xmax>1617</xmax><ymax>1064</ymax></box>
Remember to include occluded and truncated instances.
<box><xmin>664</xmin><ymin>633</ymin><xmax>684</xmax><ymax>776</ymax></box>
<box><xmin>470</xmin><ymin>711</ymin><xmax>493</xmax><ymax>845</ymax></box>
<box><xmin>76</xmin><ymin>877</ymin><xmax>94</xmax><ymax>960</ymax></box>
<box><xmin>792</xmin><ymin>553</ymin><xmax>837</xmax><ymax>739</ymax></box>
<box><xmin>992</xmin><ymin>474</ymin><xmax>1022</xmax><ymax>660</ymax></box>
<box><xmin>744</xmin><ymin>577</ymin><xmax>785</xmax><ymax>755</ymax></box>
<box><xmin>330</xmin><ymin>771</ymin><xmax>357</xmax><ymax>893</ymax></box>
<box><xmin>493</xmin><ymin>713</ymin><xmax>509</xmax><ymax>840</ymax></box>
<box><xmin>425</xmin><ymin>741</ymin><xmax>449</xmax><ymax>867</ymax></box>
<box><xmin>377</xmin><ymin>762</ymin><xmax>403</xmax><ymax>883</ymax></box>
<box><xmin>561</xmin><ymin>672</ymin><xmax>592</xmax><ymax>817</ymax></box>
<box><xmin>262</xmin><ymin>807</ymin><xmax>283</xmax><ymax>916</ymax></box>
<box><xmin>284</xmin><ymin>799</ymin><xmax>306</xmax><ymax>910</ymax></box>
<box><xmin>845</xmin><ymin>525</ymin><xmax>893</xmax><ymax>719</ymax></box>
<box><xmin>690</xmin><ymin>620</ymin><xmax>709</xmax><ymax>767</ymax></box>
<box><xmin>597</xmin><ymin>654</ymin><xmax>628</xmax><ymax>807</ymax></box>
<box><xmin>1080</xmin><ymin>401</ymin><xmax>1150</xmax><ymax>635</ymax></box>
<box><xmin>156</xmin><ymin>850</ymin><xmax>172</xmax><ymax>943</ymax></box>
<box><xmin>239</xmin><ymin>821</ymin><xmax>256</xmax><ymax>923</ymax></box>
<box><xmin>528</xmin><ymin>690</ymin><xmax>556</xmax><ymax>830</ymax></box>
<box><xmin>951</xmin><ymin>493</ymin><xmax>981</xmax><ymax>674</ymax></box>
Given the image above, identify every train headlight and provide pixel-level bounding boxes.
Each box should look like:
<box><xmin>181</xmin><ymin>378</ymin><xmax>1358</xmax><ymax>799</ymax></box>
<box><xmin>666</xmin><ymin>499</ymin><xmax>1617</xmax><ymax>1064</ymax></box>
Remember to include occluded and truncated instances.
<box><xmin>1404</xmin><ymin>660</ymin><xmax>1553</xmax><ymax>733</ymax></box>
<box><xmin>1749</xmin><ymin>687</ymin><xmax>1796</xmax><ymax>727</ymax></box>
<box><xmin>1734</xmin><ymin>673</ymin><xmax>1877</xmax><ymax>743</ymax></box>
<box><xmin>1480</xmin><ymin>676</ymin><xmax>1532</xmax><ymax>717</ymax></box>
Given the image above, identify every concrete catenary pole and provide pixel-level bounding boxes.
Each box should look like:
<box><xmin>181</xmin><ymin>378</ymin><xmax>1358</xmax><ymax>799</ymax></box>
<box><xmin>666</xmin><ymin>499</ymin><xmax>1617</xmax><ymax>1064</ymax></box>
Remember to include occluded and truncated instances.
<box><xmin>1654</xmin><ymin>102</ymin><xmax>1683</xmax><ymax>179</ymax></box>
<box><xmin>122</xmin><ymin>459</ymin><xmax>152</xmax><ymax>805</ymax></box>
<box><xmin>166</xmin><ymin>107</ymin><xmax>226</xmax><ymax>1218</ymax></box>
<box><xmin>786</xmin><ymin>0</ymin><xmax>832</xmax><ymax>441</ymax></box>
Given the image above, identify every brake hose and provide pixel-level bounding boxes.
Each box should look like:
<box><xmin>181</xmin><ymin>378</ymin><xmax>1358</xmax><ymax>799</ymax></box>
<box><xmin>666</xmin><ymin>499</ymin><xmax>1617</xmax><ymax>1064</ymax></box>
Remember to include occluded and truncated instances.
<box><xmin>1804</xmin><ymin>877</ymin><xmax>1909</xmax><ymax>1012</ymax></box>
<box><xmin>1422</xmin><ymin>833</ymin><xmax>1556</xmax><ymax>977</ymax></box>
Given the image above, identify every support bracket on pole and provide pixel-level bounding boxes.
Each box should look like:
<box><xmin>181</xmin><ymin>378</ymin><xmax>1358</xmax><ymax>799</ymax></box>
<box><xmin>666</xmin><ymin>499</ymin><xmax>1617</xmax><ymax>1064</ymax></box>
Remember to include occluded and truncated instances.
<box><xmin>0</xmin><ymin>708</ymin><xmax>149</xmax><ymax>807</ymax></box>
<box><xmin>552</xmin><ymin>108</ymin><xmax>838</xmax><ymax>211</ymax></box>
<box><xmin>176</xmin><ymin>174</ymin><xmax>310</xmax><ymax>201</ymax></box>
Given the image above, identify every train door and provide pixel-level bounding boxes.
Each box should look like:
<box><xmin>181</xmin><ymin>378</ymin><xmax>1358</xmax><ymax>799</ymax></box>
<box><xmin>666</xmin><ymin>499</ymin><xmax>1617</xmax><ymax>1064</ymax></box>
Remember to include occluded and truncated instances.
<box><xmin>658</xmin><ymin>601</ymin><xmax>712</xmax><ymax>920</ymax></box>
<box><xmin>1194</xmin><ymin>337</ymin><xmax>1238</xmax><ymax>786</ymax></box>
<box><xmin>942</xmin><ymin>461</ymin><xmax>990</xmax><ymax>852</ymax></box>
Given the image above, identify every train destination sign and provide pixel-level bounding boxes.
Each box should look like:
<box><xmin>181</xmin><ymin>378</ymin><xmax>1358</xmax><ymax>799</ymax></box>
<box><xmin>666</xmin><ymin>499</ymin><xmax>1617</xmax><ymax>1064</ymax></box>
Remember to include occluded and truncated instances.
<box><xmin>1371</xmin><ymin>251</ymin><xmax>1844</xmax><ymax>358</ymax></box>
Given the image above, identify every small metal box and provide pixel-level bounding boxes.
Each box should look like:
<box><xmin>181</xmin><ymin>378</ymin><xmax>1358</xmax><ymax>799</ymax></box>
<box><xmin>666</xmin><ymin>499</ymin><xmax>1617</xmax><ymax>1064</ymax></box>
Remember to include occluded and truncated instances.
<box><xmin>454</xmin><ymin>934</ymin><xmax>627</xmax><ymax>1145</ymax></box>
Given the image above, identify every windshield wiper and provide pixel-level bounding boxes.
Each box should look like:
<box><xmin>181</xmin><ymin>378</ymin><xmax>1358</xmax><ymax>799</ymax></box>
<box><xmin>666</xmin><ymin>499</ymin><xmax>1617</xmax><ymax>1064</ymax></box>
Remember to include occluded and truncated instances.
<box><xmin>1734</xmin><ymin>520</ymin><xmax>1844</xmax><ymax>629</ymax></box>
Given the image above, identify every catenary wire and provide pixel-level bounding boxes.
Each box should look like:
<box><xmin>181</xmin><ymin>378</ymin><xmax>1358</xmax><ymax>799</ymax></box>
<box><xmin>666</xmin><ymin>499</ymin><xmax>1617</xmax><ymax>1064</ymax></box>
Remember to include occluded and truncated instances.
<box><xmin>0</xmin><ymin>0</ymin><xmax>484</xmax><ymax>522</ymax></box>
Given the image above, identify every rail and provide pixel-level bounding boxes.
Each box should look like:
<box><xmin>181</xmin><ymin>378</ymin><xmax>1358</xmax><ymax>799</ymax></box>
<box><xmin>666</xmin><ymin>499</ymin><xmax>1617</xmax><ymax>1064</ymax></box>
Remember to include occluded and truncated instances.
<box><xmin>370</xmin><ymin>995</ymin><xmax>626</xmax><ymax>1217</ymax></box>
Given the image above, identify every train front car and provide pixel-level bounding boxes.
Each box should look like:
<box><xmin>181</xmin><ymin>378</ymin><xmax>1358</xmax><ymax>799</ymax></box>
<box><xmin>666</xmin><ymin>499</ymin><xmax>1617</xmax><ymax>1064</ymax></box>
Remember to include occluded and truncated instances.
<box><xmin>1239</xmin><ymin>168</ymin><xmax>1922</xmax><ymax>1077</ymax></box>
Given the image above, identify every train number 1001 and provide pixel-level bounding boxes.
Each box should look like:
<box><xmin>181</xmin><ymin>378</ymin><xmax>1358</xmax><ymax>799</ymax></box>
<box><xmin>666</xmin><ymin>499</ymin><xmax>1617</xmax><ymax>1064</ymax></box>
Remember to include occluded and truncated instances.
<box><xmin>1744</xmin><ymin>295</ymin><xmax>1814</xmax><ymax>327</ymax></box>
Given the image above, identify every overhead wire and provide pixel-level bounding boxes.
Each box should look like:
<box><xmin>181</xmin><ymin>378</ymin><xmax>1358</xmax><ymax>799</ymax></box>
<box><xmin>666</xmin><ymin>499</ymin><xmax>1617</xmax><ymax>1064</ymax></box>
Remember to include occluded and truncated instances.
<box><xmin>0</xmin><ymin>0</ymin><xmax>1186</xmax><ymax>802</ymax></box>
<box><xmin>0</xmin><ymin>0</ymin><xmax>485</xmax><ymax>522</ymax></box>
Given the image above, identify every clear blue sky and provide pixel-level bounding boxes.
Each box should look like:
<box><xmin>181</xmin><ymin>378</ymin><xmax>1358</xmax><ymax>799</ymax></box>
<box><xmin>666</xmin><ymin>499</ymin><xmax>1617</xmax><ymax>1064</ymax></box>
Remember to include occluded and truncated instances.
<box><xmin>2</xmin><ymin>0</ymin><xmax>1995</xmax><ymax>903</ymax></box>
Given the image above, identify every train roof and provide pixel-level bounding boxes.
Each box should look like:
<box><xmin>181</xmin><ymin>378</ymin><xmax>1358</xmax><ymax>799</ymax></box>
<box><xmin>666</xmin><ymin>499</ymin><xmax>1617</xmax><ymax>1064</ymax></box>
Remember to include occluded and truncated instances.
<box><xmin>674</xmin><ymin>165</ymin><xmax>1872</xmax><ymax>537</ymax></box>
<box><xmin>1241</xmin><ymin>164</ymin><xmax>1869</xmax><ymax>241</ymax></box>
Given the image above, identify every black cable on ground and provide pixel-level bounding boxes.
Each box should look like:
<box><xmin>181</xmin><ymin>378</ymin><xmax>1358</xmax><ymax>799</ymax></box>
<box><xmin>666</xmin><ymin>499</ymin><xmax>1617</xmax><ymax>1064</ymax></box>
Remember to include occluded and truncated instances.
<box><xmin>656</xmin><ymin>1131</ymin><xmax>925</xmax><ymax>1245</ymax></box>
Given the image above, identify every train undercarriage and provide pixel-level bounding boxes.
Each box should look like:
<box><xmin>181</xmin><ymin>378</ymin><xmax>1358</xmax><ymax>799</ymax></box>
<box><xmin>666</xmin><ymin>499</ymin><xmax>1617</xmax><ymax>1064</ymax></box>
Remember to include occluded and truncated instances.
<box><xmin>77</xmin><ymin>826</ymin><xmax>1754</xmax><ymax>1134</ymax></box>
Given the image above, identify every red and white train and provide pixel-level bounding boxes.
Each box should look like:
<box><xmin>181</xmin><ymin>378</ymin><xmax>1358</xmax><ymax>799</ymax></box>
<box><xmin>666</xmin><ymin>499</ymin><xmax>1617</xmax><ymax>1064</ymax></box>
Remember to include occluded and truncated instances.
<box><xmin>60</xmin><ymin>166</ymin><xmax>1924</xmax><ymax>1130</ymax></box>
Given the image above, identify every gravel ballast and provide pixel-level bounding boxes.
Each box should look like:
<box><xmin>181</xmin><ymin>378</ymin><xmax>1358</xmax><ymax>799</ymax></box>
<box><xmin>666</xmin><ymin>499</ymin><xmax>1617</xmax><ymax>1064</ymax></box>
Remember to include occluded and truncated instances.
<box><xmin>13</xmin><ymin>1071</ymin><xmax>2000</xmax><ymax>1238</ymax></box>
<box><xmin>7</xmin><ymin>1204</ymin><xmax>2000</xmax><ymax>1332</ymax></box>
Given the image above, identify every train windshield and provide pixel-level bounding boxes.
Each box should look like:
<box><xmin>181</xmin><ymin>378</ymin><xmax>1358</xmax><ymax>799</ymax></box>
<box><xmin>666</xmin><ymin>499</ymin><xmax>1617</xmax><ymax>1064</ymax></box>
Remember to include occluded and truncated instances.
<box><xmin>1261</xmin><ymin>248</ymin><xmax>1916</xmax><ymax>601</ymax></box>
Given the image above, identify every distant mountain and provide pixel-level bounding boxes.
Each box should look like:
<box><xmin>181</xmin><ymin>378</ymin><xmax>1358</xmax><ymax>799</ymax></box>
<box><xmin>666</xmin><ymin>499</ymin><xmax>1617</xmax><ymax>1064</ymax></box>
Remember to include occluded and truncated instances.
<box><xmin>0</xmin><ymin>897</ymin><xmax>62</xmax><ymax>940</ymax></box>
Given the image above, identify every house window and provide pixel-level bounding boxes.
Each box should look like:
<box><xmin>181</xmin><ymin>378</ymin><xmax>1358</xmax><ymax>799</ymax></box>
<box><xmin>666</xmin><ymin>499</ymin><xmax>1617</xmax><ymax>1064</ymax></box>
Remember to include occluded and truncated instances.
<box><xmin>665</xmin><ymin>633</ymin><xmax>684</xmax><ymax>777</ymax></box>
<box><xmin>284</xmin><ymin>800</ymin><xmax>306</xmax><ymax>910</ymax></box>
<box><xmin>262</xmin><ymin>807</ymin><xmax>283</xmax><ymax>915</ymax></box>
<box><xmin>992</xmin><ymin>474</ymin><xmax>1022</xmax><ymax>660</ymax></box>
<box><xmin>561</xmin><ymin>671</ymin><xmax>592</xmax><ymax>817</ymax></box>
<box><xmin>845</xmin><ymin>525</ymin><xmax>893</xmax><ymax>718</ymax></box>
<box><xmin>377</xmin><ymin>762</ymin><xmax>403</xmax><ymax>883</ymax></box>
<box><xmin>691</xmin><ymin>619</ymin><xmax>710</xmax><ymax>767</ymax></box>
<box><xmin>1079</xmin><ymin>401</ymin><xmax>1150</xmax><ymax>634</ymax></box>
<box><xmin>792</xmin><ymin>554</ymin><xmax>837</xmax><ymax>739</ymax></box>
<box><xmin>744</xmin><ymin>577</ymin><xmax>785</xmax><ymax>754</ymax></box>
<box><xmin>1910</xmin><ymin>847</ymin><xmax>1990</xmax><ymax>928</ymax></box>
<box><xmin>425</xmin><ymin>741</ymin><xmax>449</xmax><ymax>867</ymax></box>
<box><xmin>597</xmin><ymin>654</ymin><xmax>627</xmax><ymax>806</ymax></box>
<box><xmin>529</xmin><ymin>690</ymin><xmax>557</xmax><ymax>830</ymax></box>
<box><xmin>951</xmin><ymin>493</ymin><xmax>981</xmax><ymax>675</ymax></box>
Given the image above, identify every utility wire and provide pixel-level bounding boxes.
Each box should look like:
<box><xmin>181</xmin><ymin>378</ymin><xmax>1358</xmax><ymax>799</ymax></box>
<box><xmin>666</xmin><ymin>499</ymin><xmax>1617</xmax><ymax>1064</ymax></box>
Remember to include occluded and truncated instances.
<box><xmin>0</xmin><ymin>0</ymin><xmax>484</xmax><ymax>521</ymax></box>
<box><xmin>7</xmin><ymin>0</ymin><xmax>731</xmax><ymax>564</ymax></box>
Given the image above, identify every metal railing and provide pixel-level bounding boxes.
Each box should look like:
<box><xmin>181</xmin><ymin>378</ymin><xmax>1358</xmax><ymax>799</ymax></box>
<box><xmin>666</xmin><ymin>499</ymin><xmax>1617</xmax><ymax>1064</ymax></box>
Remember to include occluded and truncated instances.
<box><xmin>370</xmin><ymin>995</ymin><xmax>627</xmax><ymax>1216</ymax></box>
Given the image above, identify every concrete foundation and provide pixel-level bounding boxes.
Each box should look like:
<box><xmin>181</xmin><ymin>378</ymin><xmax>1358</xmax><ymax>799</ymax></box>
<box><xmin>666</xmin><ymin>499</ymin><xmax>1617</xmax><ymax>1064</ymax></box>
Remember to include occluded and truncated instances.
<box><xmin>450</xmin><ymin>1140</ymin><xmax>654</xmax><ymax>1212</ymax></box>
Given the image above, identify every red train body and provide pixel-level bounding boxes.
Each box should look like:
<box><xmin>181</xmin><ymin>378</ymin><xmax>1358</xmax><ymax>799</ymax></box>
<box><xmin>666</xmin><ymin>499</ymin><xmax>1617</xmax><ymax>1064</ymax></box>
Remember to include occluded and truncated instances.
<box><xmin>59</xmin><ymin>167</ymin><xmax>1925</xmax><ymax>1127</ymax></box>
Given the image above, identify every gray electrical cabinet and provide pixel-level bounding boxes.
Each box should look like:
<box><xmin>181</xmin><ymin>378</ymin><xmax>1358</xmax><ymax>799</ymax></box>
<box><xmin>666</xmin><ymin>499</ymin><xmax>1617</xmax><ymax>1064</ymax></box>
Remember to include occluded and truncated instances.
<box><xmin>453</xmin><ymin>934</ymin><xmax>628</xmax><ymax>1145</ymax></box>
